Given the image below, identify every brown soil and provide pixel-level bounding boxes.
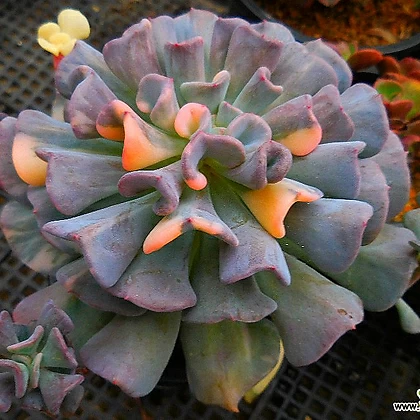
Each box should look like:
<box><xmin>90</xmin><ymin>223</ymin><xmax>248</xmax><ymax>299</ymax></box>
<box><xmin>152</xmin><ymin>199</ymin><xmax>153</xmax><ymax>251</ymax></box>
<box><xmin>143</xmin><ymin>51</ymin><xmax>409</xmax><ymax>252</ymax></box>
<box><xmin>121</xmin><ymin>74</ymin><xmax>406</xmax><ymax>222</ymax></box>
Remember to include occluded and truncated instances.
<box><xmin>255</xmin><ymin>0</ymin><xmax>420</xmax><ymax>46</ymax></box>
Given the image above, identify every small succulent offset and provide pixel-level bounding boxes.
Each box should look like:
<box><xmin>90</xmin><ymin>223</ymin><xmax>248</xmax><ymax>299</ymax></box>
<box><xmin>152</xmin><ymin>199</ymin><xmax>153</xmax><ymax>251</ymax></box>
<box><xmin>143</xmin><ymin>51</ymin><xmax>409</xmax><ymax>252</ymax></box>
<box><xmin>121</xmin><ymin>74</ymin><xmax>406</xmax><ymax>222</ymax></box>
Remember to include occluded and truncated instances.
<box><xmin>0</xmin><ymin>8</ymin><xmax>419</xmax><ymax>412</ymax></box>
<box><xmin>0</xmin><ymin>301</ymin><xmax>84</xmax><ymax>415</ymax></box>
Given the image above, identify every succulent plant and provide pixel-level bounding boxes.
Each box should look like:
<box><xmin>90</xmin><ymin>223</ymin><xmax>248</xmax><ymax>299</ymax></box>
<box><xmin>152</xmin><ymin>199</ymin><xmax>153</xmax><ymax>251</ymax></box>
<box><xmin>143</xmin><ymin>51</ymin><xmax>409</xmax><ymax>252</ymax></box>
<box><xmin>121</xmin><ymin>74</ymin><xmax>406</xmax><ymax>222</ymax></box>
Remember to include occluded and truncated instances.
<box><xmin>0</xmin><ymin>301</ymin><xmax>84</xmax><ymax>415</ymax></box>
<box><xmin>0</xmin><ymin>8</ymin><xmax>419</xmax><ymax>412</ymax></box>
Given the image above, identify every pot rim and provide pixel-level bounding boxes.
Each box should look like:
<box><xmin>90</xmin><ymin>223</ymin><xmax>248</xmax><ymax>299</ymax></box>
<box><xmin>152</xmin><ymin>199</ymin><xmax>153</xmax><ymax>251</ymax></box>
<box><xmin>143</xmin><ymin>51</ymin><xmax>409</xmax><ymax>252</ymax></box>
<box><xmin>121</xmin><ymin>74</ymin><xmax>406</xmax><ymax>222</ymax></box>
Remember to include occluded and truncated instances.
<box><xmin>236</xmin><ymin>0</ymin><xmax>420</xmax><ymax>57</ymax></box>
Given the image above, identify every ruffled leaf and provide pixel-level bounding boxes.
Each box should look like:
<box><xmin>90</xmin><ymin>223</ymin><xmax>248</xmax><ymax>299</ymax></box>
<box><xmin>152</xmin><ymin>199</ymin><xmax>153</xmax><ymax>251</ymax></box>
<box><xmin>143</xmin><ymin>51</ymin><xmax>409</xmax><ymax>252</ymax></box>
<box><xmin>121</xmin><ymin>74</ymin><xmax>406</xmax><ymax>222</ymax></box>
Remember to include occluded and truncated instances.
<box><xmin>118</xmin><ymin>161</ymin><xmax>185</xmax><ymax>216</ymax></box>
<box><xmin>258</xmin><ymin>254</ymin><xmax>363</xmax><ymax>366</ymax></box>
<box><xmin>287</xmin><ymin>141</ymin><xmax>364</xmax><ymax>199</ymax></box>
<box><xmin>174</xmin><ymin>103</ymin><xmax>212</xmax><ymax>139</ymax></box>
<box><xmin>263</xmin><ymin>95</ymin><xmax>322</xmax><ymax>156</ymax></box>
<box><xmin>12</xmin><ymin>283</ymin><xmax>113</xmax><ymax>352</ymax></box>
<box><xmin>232</xmin><ymin>67</ymin><xmax>283</xmax><ymax>114</ymax></box>
<box><xmin>283</xmin><ymin>198</ymin><xmax>373</xmax><ymax>273</ymax></box>
<box><xmin>12</xmin><ymin>110</ymin><xmax>120</xmax><ymax>187</ymax></box>
<box><xmin>143</xmin><ymin>187</ymin><xmax>238</xmax><ymax>254</ymax></box>
<box><xmin>180</xmin><ymin>130</ymin><xmax>245</xmax><ymax>190</ymax></box>
<box><xmin>207</xmin><ymin>17</ymin><xmax>248</xmax><ymax>79</ymax></box>
<box><xmin>331</xmin><ymin>224</ymin><xmax>418</xmax><ymax>311</ymax></box>
<box><xmin>96</xmin><ymin>100</ymin><xmax>184</xmax><ymax>171</ymax></box>
<box><xmin>80</xmin><ymin>312</ymin><xmax>181</xmax><ymax>397</ymax></box>
<box><xmin>164</xmin><ymin>37</ymin><xmax>205</xmax><ymax>102</ymax></box>
<box><xmin>174</xmin><ymin>9</ymin><xmax>218</xmax><ymax>48</ymax></box>
<box><xmin>312</xmin><ymin>85</ymin><xmax>355</xmax><ymax>142</ymax></box>
<box><xmin>103</xmin><ymin>19</ymin><xmax>161</xmax><ymax>90</ymax></box>
<box><xmin>44</xmin><ymin>194</ymin><xmax>159</xmax><ymax>288</ymax></box>
<box><xmin>224</xmin><ymin>25</ymin><xmax>283</xmax><ymax>102</ymax></box>
<box><xmin>109</xmin><ymin>233</ymin><xmax>197</xmax><ymax>312</ymax></box>
<box><xmin>183</xmin><ymin>235</ymin><xmax>277</xmax><ymax>323</ymax></box>
<box><xmin>181</xmin><ymin>319</ymin><xmax>281</xmax><ymax>412</ymax></box>
<box><xmin>39</xmin><ymin>148</ymin><xmax>125</xmax><ymax>216</ymax></box>
<box><xmin>66</xmin><ymin>66</ymin><xmax>117</xmax><ymax>138</ymax></box>
<box><xmin>211</xmin><ymin>180</ymin><xmax>291</xmax><ymax>285</ymax></box>
<box><xmin>180</xmin><ymin>70</ymin><xmax>230</xmax><ymax>113</ymax></box>
<box><xmin>221</xmin><ymin>113</ymin><xmax>292</xmax><ymax>189</ymax></box>
<box><xmin>371</xmin><ymin>132</ymin><xmax>410</xmax><ymax>220</ymax></box>
<box><xmin>214</xmin><ymin>101</ymin><xmax>243</xmax><ymax>128</ymax></box>
<box><xmin>240</xmin><ymin>178</ymin><xmax>323</xmax><ymax>238</ymax></box>
<box><xmin>341</xmin><ymin>84</ymin><xmax>389</xmax><ymax>158</ymax></box>
<box><xmin>136</xmin><ymin>74</ymin><xmax>179</xmax><ymax>132</ymax></box>
<box><xmin>56</xmin><ymin>41</ymin><xmax>132</xmax><ymax>101</ymax></box>
<box><xmin>25</xmin><ymin>187</ymin><xmax>79</xmax><ymax>257</ymax></box>
<box><xmin>57</xmin><ymin>258</ymin><xmax>146</xmax><ymax>316</ymax></box>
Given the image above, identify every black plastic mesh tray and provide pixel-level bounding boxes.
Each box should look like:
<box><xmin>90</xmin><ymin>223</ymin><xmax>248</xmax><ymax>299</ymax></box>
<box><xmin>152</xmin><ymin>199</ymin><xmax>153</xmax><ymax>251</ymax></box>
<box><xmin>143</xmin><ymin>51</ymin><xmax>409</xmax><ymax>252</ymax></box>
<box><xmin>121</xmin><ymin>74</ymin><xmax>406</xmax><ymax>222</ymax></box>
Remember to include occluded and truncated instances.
<box><xmin>1</xmin><ymin>1</ymin><xmax>420</xmax><ymax>419</ymax></box>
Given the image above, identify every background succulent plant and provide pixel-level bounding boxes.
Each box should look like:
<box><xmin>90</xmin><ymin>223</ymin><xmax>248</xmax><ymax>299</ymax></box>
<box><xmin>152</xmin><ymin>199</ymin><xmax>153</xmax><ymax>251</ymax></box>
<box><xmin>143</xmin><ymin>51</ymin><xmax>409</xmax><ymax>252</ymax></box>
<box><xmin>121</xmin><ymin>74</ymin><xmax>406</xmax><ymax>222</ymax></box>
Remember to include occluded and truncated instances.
<box><xmin>0</xmin><ymin>8</ymin><xmax>419</xmax><ymax>412</ymax></box>
<box><xmin>0</xmin><ymin>301</ymin><xmax>84</xmax><ymax>416</ymax></box>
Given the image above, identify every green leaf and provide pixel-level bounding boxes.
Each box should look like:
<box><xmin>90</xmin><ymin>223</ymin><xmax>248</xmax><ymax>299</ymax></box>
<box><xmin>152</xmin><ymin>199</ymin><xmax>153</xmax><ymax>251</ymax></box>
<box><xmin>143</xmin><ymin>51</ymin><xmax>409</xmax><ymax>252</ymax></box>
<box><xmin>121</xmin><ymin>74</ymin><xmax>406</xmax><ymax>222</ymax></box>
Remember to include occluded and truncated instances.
<box><xmin>375</xmin><ymin>79</ymin><xmax>402</xmax><ymax>101</ymax></box>
<box><xmin>258</xmin><ymin>254</ymin><xmax>363</xmax><ymax>366</ymax></box>
<box><xmin>80</xmin><ymin>312</ymin><xmax>181</xmax><ymax>397</ymax></box>
<box><xmin>181</xmin><ymin>319</ymin><xmax>281</xmax><ymax>412</ymax></box>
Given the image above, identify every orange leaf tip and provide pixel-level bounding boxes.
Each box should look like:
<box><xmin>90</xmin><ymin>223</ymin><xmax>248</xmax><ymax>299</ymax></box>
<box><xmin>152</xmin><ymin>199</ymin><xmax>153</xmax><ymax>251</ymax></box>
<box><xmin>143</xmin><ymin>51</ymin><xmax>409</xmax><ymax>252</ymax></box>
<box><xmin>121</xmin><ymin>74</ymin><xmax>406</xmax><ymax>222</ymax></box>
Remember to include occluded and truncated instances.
<box><xmin>12</xmin><ymin>133</ymin><xmax>47</xmax><ymax>186</ymax></box>
<box><xmin>174</xmin><ymin>103</ymin><xmax>211</xmax><ymax>138</ymax></box>
<box><xmin>241</xmin><ymin>179</ymin><xmax>323</xmax><ymax>238</ymax></box>
<box><xmin>277</xmin><ymin>124</ymin><xmax>322</xmax><ymax>156</ymax></box>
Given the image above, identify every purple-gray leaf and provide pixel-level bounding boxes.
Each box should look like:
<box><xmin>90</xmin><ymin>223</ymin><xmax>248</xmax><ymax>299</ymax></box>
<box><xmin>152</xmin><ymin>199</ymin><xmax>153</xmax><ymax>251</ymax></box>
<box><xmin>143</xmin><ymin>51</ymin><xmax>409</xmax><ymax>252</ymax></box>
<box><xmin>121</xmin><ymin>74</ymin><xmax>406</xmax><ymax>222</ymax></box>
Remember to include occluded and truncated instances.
<box><xmin>39</xmin><ymin>148</ymin><xmax>125</xmax><ymax>216</ymax></box>
<box><xmin>57</xmin><ymin>258</ymin><xmax>146</xmax><ymax>316</ymax></box>
<box><xmin>109</xmin><ymin>233</ymin><xmax>196</xmax><ymax>312</ymax></box>
<box><xmin>118</xmin><ymin>161</ymin><xmax>185</xmax><ymax>216</ymax></box>
<box><xmin>284</xmin><ymin>198</ymin><xmax>373</xmax><ymax>273</ymax></box>
<box><xmin>356</xmin><ymin>159</ymin><xmax>389</xmax><ymax>244</ymax></box>
<box><xmin>66</xmin><ymin>66</ymin><xmax>117</xmax><ymax>138</ymax></box>
<box><xmin>341</xmin><ymin>84</ymin><xmax>388</xmax><ymax>158</ymax></box>
<box><xmin>287</xmin><ymin>141</ymin><xmax>364</xmax><ymax>199</ymax></box>
<box><xmin>305</xmin><ymin>40</ymin><xmax>352</xmax><ymax>93</ymax></box>
<box><xmin>270</xmin><ymin>43</ymin><xmax>338</xmax><ymax>105</ymax></box>
<box><xmin>183</xmin><ymin>235</ymin><xmax>277</xmax><ymax>323</ymax></box>
<box><xmin>103</xmin><ymin>19</ymin><xmax>161</xmax><ymax>90</ymax></box>
<box><xmin>331</xmin><ymin>224</ymin><xmax>418</xmax><ymax>311</ymax></box>
<box><xmin>80</xmin><ymin>312</ymin><xmax>181</xmax><ymax>397</ymax></box>
<box><xmin>211</xmin><ymin>182</ymin><xmax>291</xmax><ymax>285</ymax></box>
<box><xmin>43</xmin><ymin>195</ymin><xmax>159</xmax><ymax>288</ymax></box>
<box><xmin>313</xmin><ymin>84</ymin><xmax>355</xmax><ymax>142</ymax></box>
<box><xmin>370</xmin><ymin>131</ymin><xmax>410</xmax><ymax>220</ymax></box>
<box><xmin>258</xmin><ymin>254</ymin><xmax>363</xmax><ymax>366</ymax></box>
<box><xmin>224</xmin><ymin>25</ymin><xmax>283</xmax><ymax>102</ymax></box>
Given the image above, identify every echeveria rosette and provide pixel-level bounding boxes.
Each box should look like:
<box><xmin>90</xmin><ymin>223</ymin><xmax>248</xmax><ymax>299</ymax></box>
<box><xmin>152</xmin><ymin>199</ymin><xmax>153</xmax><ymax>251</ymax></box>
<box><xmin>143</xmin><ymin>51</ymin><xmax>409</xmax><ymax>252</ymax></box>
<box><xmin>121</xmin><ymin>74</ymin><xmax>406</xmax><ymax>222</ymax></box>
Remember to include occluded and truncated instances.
<box><xmin>0</xmin><ymin>301</ymin><xmax>84</xmax><ymax>416</ymax></box>
<box><xmin>0</xmin><ymin>9</ymin><xmax>419</xmax><ymax>411</ymax></box>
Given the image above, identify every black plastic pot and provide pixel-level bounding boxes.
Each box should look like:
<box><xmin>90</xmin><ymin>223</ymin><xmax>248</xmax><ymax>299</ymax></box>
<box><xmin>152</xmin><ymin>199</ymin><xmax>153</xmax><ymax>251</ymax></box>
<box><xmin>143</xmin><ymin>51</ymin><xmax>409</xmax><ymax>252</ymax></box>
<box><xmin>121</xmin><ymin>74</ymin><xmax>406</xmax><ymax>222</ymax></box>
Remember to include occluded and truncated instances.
<box><xmin>231</xmin><ymin>0</ymin><xmax>420</xmax><ymax>59</ymax></box>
